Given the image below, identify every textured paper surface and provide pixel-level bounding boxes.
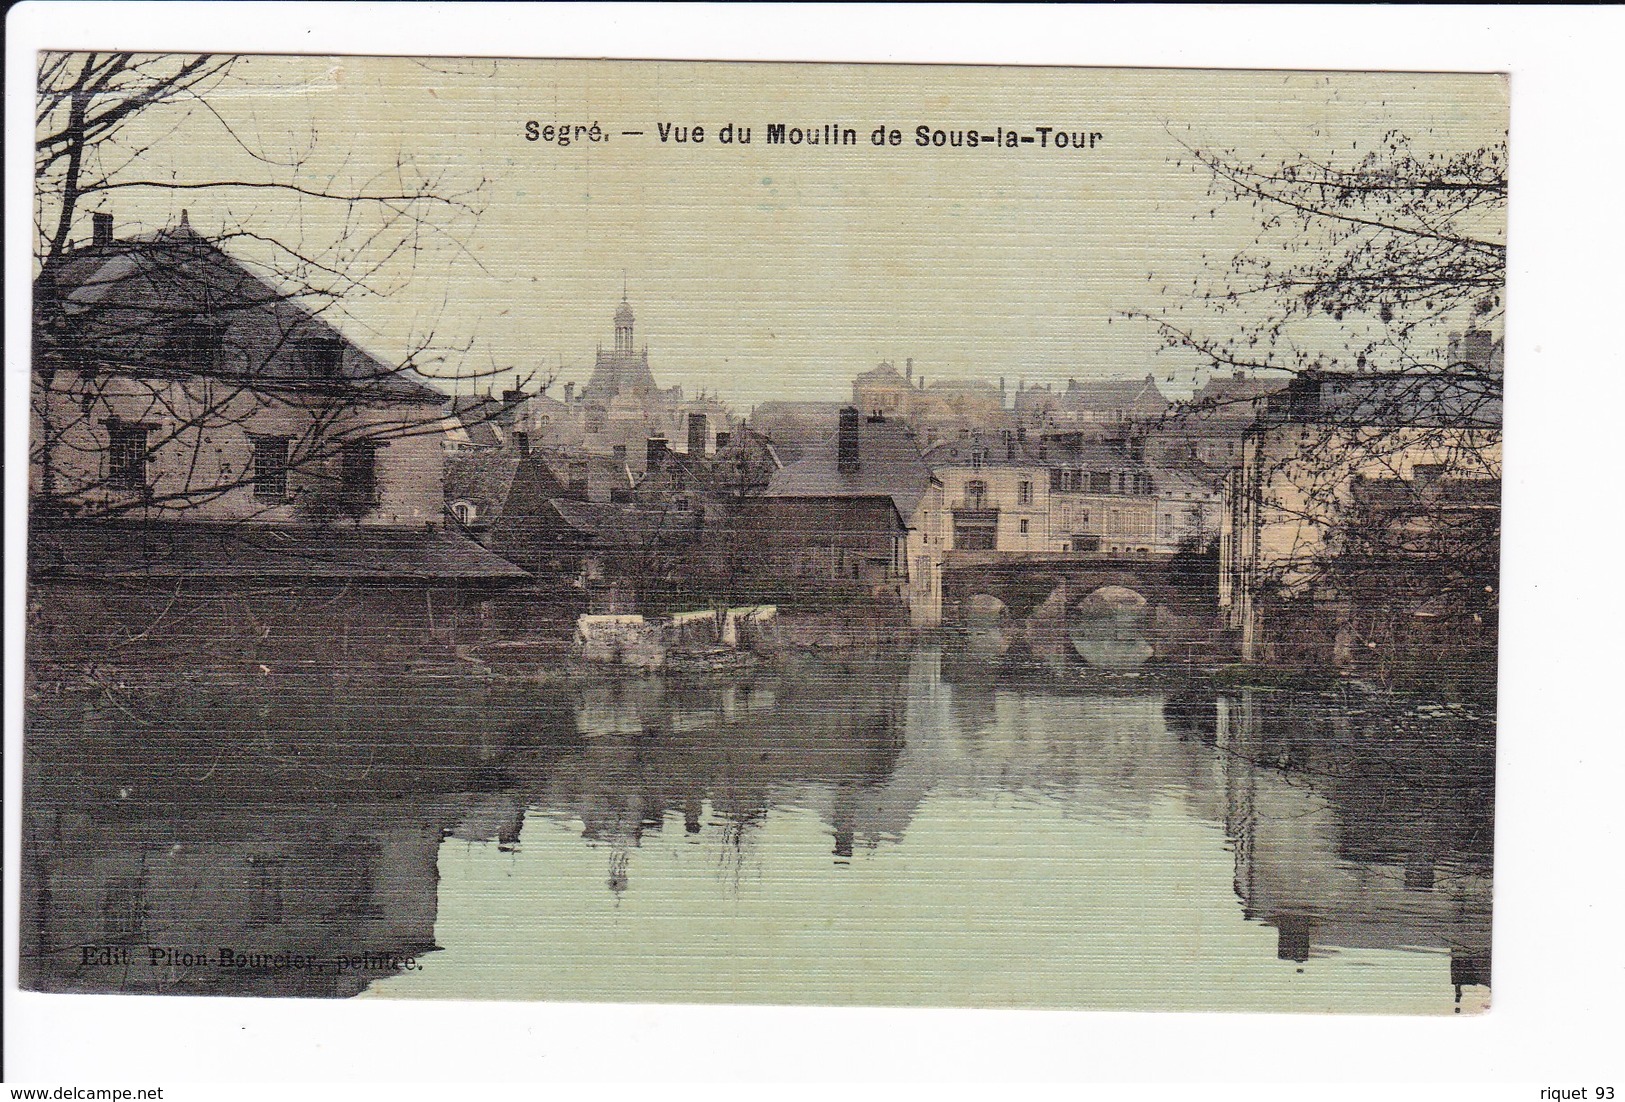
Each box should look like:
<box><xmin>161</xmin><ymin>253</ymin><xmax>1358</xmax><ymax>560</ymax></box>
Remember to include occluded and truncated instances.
<box><xmin>23</xmin><ymin>53</ymin><xmax>1504</xmax><ymax>1016</ymax></box>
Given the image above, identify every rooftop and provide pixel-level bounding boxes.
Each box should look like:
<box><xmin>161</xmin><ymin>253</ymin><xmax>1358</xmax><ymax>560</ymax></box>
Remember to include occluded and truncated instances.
<box><xmin>29</xmin><ymin>521</ymin><xmax>530</xmax><ymax>583</ymax></box>
<box><xmin>766</xmin><ymin>414</ymin><xmax>932</xmax><ymax>519</ymax></box>
<box><xmin>38</xmin><ymin>216</ymin><xmax>444</xmax><ymax>402</ymax></box>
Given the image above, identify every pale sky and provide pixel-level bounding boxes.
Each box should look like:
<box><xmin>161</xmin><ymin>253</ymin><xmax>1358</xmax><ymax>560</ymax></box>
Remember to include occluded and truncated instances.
<box><xmin>61</xmin><ymin>56</ymin><xmax>1507</xmax><ymax>409</ymax></box>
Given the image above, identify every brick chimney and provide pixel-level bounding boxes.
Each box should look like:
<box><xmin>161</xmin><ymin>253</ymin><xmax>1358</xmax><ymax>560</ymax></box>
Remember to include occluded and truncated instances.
<box><xmin>687</xmin><ymin>412</ymin><xmax>708</xmax><ymax>456</ymax></box>
<box><xmin>92</xmin><ymin>212</ymin><xmax>114</xmax><ymax>247</ymax></box>
<box><xmin>646</xmin><ymin>436</ymin><xmax>668</xmax><ymax>470</ymax></box>
<box><xmin>837</xmin><ymin>407</ymin><xmax>861</xmax><ymax>474</ymax></box>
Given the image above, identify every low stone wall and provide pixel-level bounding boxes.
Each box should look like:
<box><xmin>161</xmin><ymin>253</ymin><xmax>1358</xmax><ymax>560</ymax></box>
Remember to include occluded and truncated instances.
<box><xmin>573</xmin><ymin>605</ymin><xmax>782</xmax><ymax>670</ymax></box>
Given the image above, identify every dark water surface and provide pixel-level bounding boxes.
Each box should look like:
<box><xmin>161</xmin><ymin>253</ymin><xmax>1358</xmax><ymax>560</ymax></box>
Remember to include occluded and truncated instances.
<box><xmin>21</xmin><ymin>647</ymin><xmax>1493</xmax><ymax>1012</ymax></box>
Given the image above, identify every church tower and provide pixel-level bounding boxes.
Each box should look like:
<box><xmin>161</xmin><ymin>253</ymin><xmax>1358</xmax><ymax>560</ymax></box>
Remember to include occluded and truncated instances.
<box><xmin>583</xmin><ymin>292</ymin><xmax>658</xmax><ymax>407</ymax></box>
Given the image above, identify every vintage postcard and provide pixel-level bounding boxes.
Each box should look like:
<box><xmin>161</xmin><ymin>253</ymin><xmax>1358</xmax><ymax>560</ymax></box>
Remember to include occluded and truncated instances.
<box><xmin>21</xmin><ymin>52</ymin><xmax>1503</xmax><ymax>1016</ymax></box>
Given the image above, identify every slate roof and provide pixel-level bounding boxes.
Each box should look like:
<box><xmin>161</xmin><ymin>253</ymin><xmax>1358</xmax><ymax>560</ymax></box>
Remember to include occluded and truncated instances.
<box><xmin>449</xmin><ymin>395</ymin><xmax>523</xmax><ymax>449</ymax></box>
<box><xmin>443</xmin><ymin>450</ymin><xmax>524</xmax><ymax>519</ymax></box>
<box><xmin>766</xmin><ymin>415</ymin><xmax>932</xmax><ymax>519</ymax></box>
<box><xmin>1264</xmin><ymin>371</ymin><xmax>1503</xmax><ymax>429</ymax></box>
<box><xmin>37</xmin><ymin>217</ymin><xmax>444</xmax><ymax>402</ymax></box>
<box><xmin>1191</xmin><ymin>372</ymin><xmax>1291</xmax><ymax>412</ymax></box>
<box><xmin>547</xmin><ymin>499</ymin><xmax>690</xmax><ymax>548</ymax></box>
<box><xmin>29</xmin><ymin>521</ymin><xmax>530</xmax><ymax>583</ymax></box>
<box><xmin>920</xmin><ymin>436</ymin><xmax>1046</xmax><ymax>470</ymax></box>
<box><xmin>1013</xmin><ymin>375</ymin><xmax>1171</xmax><ymax>418</ymax></box>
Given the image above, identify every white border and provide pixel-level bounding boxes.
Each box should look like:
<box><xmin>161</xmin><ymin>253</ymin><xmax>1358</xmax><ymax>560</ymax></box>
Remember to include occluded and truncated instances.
<box><xmin>6</xmin><ymin>2</ymin><xmax>1624</xmax><ymax>1090</ymax></box>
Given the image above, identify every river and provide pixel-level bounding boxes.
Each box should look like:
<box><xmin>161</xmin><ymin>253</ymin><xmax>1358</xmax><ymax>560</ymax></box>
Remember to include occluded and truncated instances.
<box><xmin>19</xmin><ymin>646</ymin><xmax>1493</xmax><ymax>1013</ymax></box>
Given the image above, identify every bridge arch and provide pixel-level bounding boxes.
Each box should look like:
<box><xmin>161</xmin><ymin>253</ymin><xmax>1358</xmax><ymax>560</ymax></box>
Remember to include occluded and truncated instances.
<box><xmin>1068</xmin><ymin>584</ymin><xmax>1154</xmax><ymax>670</ymax></box>
<box><xmin>939</xmin><ymin>551</ymin><xmax>1208</xmax><ymax>665</ymax></box>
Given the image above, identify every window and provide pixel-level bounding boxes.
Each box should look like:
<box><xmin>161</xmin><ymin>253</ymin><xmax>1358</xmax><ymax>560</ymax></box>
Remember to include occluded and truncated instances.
<box><xmin>1050</xmin><ymin>469</ymin><xmax>1064</xmax><ymax>493</ymax></box>
<box><xmin>107</xmin><ymin>422</ymin><xmax>150</xmax><ymax>492</ymax></box>
<box><xmin>168</xmin><ymin>320</ymin><xmax>224</xmax><ymax>371</ymax></box>
<box><xmin>252</xmin><ymin>436</ymin><xmax>290</xmax><ymax>502</ymax></box>
<box><xmin>1018</xmin><ymin>480</ymin><xmax>1033</xmax><ymax>506</ymax></box>
<box><xmin>1089</xmin><ymin>472</ymin><xmax>1112</xmax><ymax>493</ymax></box>
<box><xmin>1019</xmin><ymin>518</ymin><xmax>1030</xmax><ymax>534</ymax></box>
<box><xmin>291</xmin><ymin>336</ymin><xmax>343</xmax><ymax>378</ymax></box>
<box><xmin>451</xmin><ymin>501</ymin><xmax>476</xmax><ymax>526</ymax></box>
<box><xmin>965</xmin><ymin>479</ymin><xmax>987</xmax><ymax>507</ymax></box>
<box><xmin>339</xmin><ymin>441</ymin><xmax>380</xmax><ymax>512</ymax></box>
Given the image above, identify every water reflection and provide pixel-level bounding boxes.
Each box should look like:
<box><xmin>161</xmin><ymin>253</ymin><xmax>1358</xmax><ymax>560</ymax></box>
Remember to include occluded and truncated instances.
<box><xmin>21</xmin><ymin>648</ymin><xmax>1493</xmax><ymax>1010</ymax></box>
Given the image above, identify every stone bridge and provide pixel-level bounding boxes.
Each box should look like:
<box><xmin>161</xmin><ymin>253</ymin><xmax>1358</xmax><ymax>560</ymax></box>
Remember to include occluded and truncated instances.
<box><xmin>939</xmin><ymin>551</ymin><xmax>1216</xmax><ymax>668</ymax></box>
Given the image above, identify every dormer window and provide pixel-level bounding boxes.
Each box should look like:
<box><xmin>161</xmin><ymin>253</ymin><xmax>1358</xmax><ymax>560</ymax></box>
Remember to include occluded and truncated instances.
<box><xmin>168</xmin><ymin>320</ymin><xmax>225</xmax><ymax>371</ymax></box>
<box><xmin>291</xmin><ymin>336</ymin><xmax>344</xmax><ymax>378</ymax></box>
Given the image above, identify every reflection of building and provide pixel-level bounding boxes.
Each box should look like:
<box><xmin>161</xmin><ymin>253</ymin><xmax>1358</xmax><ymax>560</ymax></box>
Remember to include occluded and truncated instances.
<box><xmin>511</xmin><ymin>651</ymin><xmax>912</xmax><ymax>884</ymax></box>
<box><xmin>1209</xmin><ymin>690</ymin><xmax>1493</xmax><ymax>1002</ymax></box>
<box><xmin>21</xmin><ymin>795</ymin><xmax>452</xmax><ymax>997</ymax></box>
